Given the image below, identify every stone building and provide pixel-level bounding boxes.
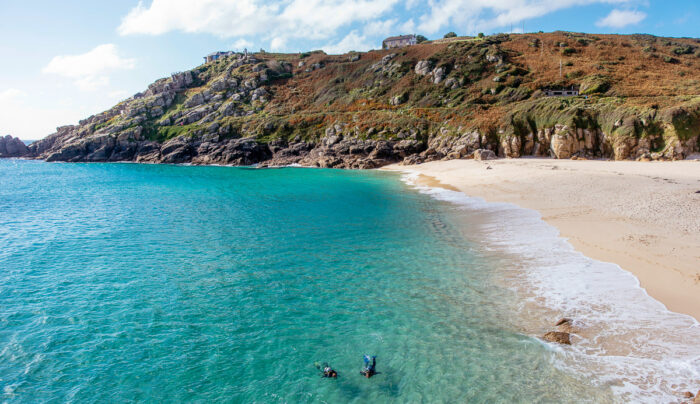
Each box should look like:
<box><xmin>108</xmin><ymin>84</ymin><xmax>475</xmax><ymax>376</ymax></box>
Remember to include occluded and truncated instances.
<box><xmin>203</xmin><ymin>51</ymin><xmax>236</xmax><ymax>63</ymax></box>
<box><xmin>544</xmin><ymin>87</ymin><xmax>579</xmax><ymax>97</ymax></box>
<box><xmin>382</xmin><ymin>35</ymin><xmax>417</xmax><ymax>49</ymax></box>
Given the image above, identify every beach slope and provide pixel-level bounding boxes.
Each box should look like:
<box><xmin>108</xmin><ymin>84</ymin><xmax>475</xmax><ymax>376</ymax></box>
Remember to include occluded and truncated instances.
<box><xmin>384</xmin><ymin>159</ymin><xmax>700</xmax><ymax>320</ymax></box>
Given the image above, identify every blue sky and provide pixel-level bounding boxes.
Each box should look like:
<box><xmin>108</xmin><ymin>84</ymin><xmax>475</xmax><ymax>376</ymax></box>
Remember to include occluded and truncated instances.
<box><xmin>1</xmin><ymin>0</ymin><xmax>698</xmax><ymax>139</ymax></box>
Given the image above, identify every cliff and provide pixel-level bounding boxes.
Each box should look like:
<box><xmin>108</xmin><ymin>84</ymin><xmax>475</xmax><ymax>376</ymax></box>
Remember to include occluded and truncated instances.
<box><xmin>24</xmin><ymin>32</ymin><xmax>700</xmax><ymax>167</ymax></box>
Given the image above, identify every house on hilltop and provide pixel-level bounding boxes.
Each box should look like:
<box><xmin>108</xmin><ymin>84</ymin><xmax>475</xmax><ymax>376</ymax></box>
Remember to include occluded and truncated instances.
<box><xmin>203</xmin><ymin>51</ymin><xmax>236</xmax><ymax>63</ymax></box>
<box><xmin>382</xmin><ymin>35</ymin><xmax>417</xmax><ymax>49</ymax></box>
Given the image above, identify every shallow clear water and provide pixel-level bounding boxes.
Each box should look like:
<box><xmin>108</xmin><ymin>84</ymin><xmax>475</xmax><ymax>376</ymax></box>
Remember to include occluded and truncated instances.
<box><xmin>0</xmin><ymin>160</ymin><xmax>617</xmax><ymax>402</ymax></box>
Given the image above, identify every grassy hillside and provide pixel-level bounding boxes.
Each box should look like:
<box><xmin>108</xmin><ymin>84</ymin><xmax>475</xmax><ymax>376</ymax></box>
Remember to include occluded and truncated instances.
<box><xmin>32</xmin><ymin>32</ymin><xmax>700</xmax><ymax>164</ymax></box>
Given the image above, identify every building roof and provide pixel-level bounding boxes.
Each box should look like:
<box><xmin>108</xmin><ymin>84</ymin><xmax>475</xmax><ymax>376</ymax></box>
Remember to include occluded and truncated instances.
<box><xmin>206</xmin><ymin>51</ymin><xmax>234</xmax><ymax>57</ymax></box>
<box><xmin>383</xmin><ymin>35</ymin><xmax>415</xmax><ymax>42</ymax></box>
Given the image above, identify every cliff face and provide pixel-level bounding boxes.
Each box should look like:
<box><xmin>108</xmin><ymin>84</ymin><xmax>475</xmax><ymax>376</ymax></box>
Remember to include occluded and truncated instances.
<box><xmin>25</xmin><ymin>32</ymin><xmax>700</xmax><ymax>167</ymax></box>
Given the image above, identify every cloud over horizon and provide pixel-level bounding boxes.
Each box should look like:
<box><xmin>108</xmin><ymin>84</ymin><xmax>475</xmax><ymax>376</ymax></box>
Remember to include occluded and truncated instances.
<box><xmin>118</xmin><ymin>0</ymin><xmax>641</xmax><ymax>53</ymax></box>
<box><xmin>43</xmin><ymin>44</ymin><xmax>136</xmax><ymax>91</ymax></box>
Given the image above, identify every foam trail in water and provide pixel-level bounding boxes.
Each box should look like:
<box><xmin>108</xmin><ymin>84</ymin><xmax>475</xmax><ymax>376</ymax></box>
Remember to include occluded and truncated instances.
<box><xmin>399</xmin><ymin>170</ymin><xmax>700</xmax><ymax>403</ymax></box>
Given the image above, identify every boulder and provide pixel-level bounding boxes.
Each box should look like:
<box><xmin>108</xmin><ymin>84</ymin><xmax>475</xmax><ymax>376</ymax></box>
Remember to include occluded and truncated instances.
<box><xmin>401</xmin><ymin>154</ymin><xmax>424</xmax><ymax>165</ymax></box>
<box><xmin>0</xmin><ymin>135</ymin><xmax>30</xmax><ymax>157</ymax></box>
<box><xmin>415</xmin><ymin>60</ymin><xmax>432</xmax><ymax>76</ymax></box>
<box><xmin>474</xmin><ymin>149</ymin><xmax>497</xmax><ymax>161</ymax></box>
<box><xmin>554</xmin><ymin>318</ymin><xmax>577</xmax><ymax>334</ymax></box>
<box><xmin>432</xmin><ymin>67</ymin><xmax>446</xmax><ymax>84</ymax></box>
<box><xmin>542</xmin><ymin>331</ymin><xmax>571</xmax><ymax>345</ymax></box>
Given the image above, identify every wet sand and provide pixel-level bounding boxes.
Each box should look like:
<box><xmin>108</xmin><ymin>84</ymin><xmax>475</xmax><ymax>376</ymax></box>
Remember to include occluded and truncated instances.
<box><xmin>384</xmin><ymin>158</ymin><xmax>700</xmax><ymax>321</ymax></box>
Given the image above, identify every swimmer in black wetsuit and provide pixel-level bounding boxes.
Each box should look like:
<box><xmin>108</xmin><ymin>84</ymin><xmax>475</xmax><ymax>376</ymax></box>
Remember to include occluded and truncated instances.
<box><xmin>360</xmin><ymin>355</ymin><xmax>376</xmax><ymax>378</ymax></box>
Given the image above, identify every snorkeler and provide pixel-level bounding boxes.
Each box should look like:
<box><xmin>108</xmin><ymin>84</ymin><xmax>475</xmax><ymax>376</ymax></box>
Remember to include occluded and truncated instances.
<box><xmin>315</xmin><ymin>362</ymin><xmax>338</xmax><ymax>378</ymax></box>
<box><xmin>360</xmin><ymin>355</ymin><xmax>376</xmax><ymax>378</ymax></box>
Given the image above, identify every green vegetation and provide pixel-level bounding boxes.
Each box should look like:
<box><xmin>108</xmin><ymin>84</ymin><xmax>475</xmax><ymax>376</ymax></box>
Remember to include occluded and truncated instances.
<box><xmin>580</xmin><ymin>75</ymin><xmax>611</xmax><ymax>95</ymax></box>
<box><xmin>61</xmin><ymin>31</ymin><xmax>700</xmax><ymax>162</ymax></box>
<box><xmin>444</xmin><ymin>32</ymin><xmax>457</xmax><ymax>38</ymax></box>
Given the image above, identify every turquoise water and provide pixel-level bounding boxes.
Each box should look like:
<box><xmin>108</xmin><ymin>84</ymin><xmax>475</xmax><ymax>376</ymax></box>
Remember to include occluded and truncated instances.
<box><xmin>0</xmin><ymin>160</ymin><xmax>611</xmax><ymax>402</ymax></box>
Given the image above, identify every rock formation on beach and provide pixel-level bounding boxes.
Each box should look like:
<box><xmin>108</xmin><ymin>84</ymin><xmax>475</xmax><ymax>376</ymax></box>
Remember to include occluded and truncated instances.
<box><xmin>0</xmin><ymin>135</ymin><xmax>29</xmax><ymax>158</ymax></box>
<box><xmin>542</xmin><ymin>331</ymin><xmax>571</xmax><ymax>345</ymax></box>
<box><xmin>14</xmin><ymin>32</ymin><xmax>700</xmax><ymax>167</ymax></box>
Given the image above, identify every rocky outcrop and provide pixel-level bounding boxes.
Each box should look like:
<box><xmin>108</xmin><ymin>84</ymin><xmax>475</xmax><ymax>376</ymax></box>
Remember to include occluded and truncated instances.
<box><xmin>0</xmin><ymin>135</ymin><xmax>29</xmax><ymax>157</ymax></box>
<box><xmin>542</xmin><ymin>331</ymin><xmax>571</xmax><ymax>345</ymax></box>
<box><xmin>9</xmin><ymin>34</ymin><xmax>700</xmax><ymax>168</ymax></box>
<box><xmin>474</xmin><ymin>149</ymin><xmax>497</xmax><ymax>161</ymax></box>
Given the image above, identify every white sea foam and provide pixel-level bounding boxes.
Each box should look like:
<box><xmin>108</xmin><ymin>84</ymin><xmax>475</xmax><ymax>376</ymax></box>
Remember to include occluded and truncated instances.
<box><xmin>399</xmin><ymin>170</ymin><xmax>700</xmax><ymax>402</ymax></box>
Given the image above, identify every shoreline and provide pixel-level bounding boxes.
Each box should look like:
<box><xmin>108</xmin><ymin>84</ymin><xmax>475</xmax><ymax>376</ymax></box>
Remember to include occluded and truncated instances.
<box><xmin>383</xmin><ymin>158</ymin><xmax>700</xmax><ymax>322</ymax></box>
<box><xmin>392</xmin><ymin>163</ymin><xmax>700</xmax><ymax>400</ymax></box>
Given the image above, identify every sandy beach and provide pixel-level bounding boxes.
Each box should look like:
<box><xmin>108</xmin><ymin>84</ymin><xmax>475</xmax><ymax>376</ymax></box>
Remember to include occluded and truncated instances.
<box><xmin>384</xmin><ymin>158</ymin><xmax>700</xmax><ymax>321</ymax></box>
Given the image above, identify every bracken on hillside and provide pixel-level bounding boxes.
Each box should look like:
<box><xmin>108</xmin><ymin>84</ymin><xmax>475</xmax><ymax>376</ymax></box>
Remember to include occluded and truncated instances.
<box><xmin>24</xmin><ymin>32</ymin><xmax>700</xmax><ymax>167</ymax></box>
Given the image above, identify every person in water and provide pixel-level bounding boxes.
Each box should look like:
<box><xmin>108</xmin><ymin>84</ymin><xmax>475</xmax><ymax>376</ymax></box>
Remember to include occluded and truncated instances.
<box><xmin>316</xmin><ymin>362</ymin><xmax>337</xmax><ymax>378</ymax></box>
<box><xmin>360</xmin><ymin>355</ymin><xmax>376</xmax><ymax>378</ymax></box>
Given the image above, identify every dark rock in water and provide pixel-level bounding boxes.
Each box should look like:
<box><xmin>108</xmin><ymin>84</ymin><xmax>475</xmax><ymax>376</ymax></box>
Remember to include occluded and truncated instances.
<box><xmin>555</xmin><ymin>318</ymin><xmax>577</xmax><ymax>334</ymax></box>
<box><xmin>0</xmin><ymin>135</ymin><xmax>30</xmax><ymax>157</ymax></box>
<box><xmin>542</xmin><ymin>331</ymin><xmax>571</xmax><ymax>345</ymax></box>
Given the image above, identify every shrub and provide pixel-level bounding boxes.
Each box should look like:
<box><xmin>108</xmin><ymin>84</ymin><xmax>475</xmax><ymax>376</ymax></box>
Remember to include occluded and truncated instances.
<box><xmin>673</xmin><ymin>45</ymin><xmax>694</xmax><ymax>55</ymax></box>
<box><xmin>580</xmin><ymin>74</ymin><xmax>611</xmax><ymax>95</ymax></box>
<box><xmin>416</xmin><ymin>35</ymin><xmax>428</xmax><ymax>43</ymax></box>
<box><xmin>561</xmin><ymin>47</ymin><xmax>576</xmax><ymax>56</ymax></box>
<box><xmin>444</xmin><ymin>32</ymin><xmax>457</xmax><ymax>38</ymax></box>
<box><xmin>664</xmin><ymin>56</ymin><xmax>680</xmax><ymax>64</ymax></box>
<box><xmin>477</xmin><ymin>33</ymin><xmax>485</xmax><ymax>38</ymax></box>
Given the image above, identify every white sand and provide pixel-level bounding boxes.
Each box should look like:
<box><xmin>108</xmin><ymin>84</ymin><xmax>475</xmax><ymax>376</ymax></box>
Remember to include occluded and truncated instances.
<box><xmin>384</xmin><ymin>158</ymin><xmax>700</xmax><ymax>321</ymax></box>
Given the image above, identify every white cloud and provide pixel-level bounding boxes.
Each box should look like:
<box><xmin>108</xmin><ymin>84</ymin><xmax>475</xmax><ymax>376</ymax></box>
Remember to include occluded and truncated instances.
<box><xmin>322</xmin><ymin>31</ymin><xmax>374</xmax><ymax>54</ymax></box>
<box><xmin>118</xmin><ymin>0</ymin><xmax>400</xmax><ymax>42</ymax></box>
<box><xmin>270</xmin><ymin>37</ymin><xmax>287</xmax><ymax>51</ymax></box>
<box><xmin>43</xmin><ymin>44</ymin><xmax>136</xmax><ymax>91</ymax></box>
<box><xmin>232</xmin><ymin>39</ymin><xmax>253</xmax><ymax>50</ymax></box>
<box><xmin>419</xmin><ymin>0</ymin><xmax>638</xmax><ymax>35</ymax></box>
<box><xmin>117</xmin><ymin>0</ymin><xmax>642</xmax><ymax>52</ymax></box>
<box><xmin>596</xmin><ymin>9</ymin><xmax>646</xmax><ymax>28</ymax></box>
<box><xmin>0</xmin><ymin>88</ymin><xmax>26</xmax><ymax>102</ymax></box>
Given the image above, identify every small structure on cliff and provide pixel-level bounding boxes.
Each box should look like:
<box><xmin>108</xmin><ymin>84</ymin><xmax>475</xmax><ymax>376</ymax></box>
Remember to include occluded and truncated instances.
<box><xmin>203</xmin><ymin>51</ymin><xmax>236</xmax><ymax>63</ymax></box>
<box><xmin>544</xmin><ymin>86</ymin><xmax>580</xmax><ymax>97</ymax></box>
<box><xmin>382</xmin><ymin>35</ymin><xmax>417</xmax><ymax>49</ymax></box>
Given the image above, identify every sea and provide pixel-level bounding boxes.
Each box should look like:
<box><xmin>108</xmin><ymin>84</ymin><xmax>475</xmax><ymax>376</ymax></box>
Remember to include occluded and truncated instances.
<box><xmin>1</xmin><ymin>159</ymin><xmax>698</xmax><ymax>403</ymax></box>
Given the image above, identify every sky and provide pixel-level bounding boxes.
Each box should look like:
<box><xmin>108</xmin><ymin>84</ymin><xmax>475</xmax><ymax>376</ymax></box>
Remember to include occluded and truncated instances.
<box><xmin>0</xmin><ymin>0</ymin><xmax>698</xmax><ymax>140</ymax></box>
